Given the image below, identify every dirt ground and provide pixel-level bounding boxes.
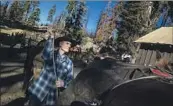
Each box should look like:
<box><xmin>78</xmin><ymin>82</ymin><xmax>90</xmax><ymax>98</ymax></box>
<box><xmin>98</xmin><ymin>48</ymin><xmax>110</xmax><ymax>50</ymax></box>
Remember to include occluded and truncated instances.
<box><xmin>1</xmin><ymin>66</ymin><xmax>26</xmax><ymax>106</ymax></box>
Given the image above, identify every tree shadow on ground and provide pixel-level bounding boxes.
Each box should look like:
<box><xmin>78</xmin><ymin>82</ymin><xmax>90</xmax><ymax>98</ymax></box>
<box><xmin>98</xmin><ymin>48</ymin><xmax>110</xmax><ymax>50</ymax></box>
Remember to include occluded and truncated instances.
<box><xmin>1</xmin><ymin>73</ymin><xmax>24</xmax><ymax>88</ymax></box>
<box><xmin>0</xmin><ymin>47</ymin><xmax>26</xmax><ymax>61</ymax></box>
<box><xmin>0</xmin><ymin>67</ymin><xmax>22</xmax><ymax>74</ymax></box>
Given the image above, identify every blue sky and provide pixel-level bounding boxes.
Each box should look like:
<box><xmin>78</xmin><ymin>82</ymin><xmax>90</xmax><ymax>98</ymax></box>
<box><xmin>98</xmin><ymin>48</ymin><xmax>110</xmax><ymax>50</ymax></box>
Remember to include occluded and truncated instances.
<box><xmin>39</xmin><ymin>1</ymin><xmax>111</xmax><ymax>33</ymax></box>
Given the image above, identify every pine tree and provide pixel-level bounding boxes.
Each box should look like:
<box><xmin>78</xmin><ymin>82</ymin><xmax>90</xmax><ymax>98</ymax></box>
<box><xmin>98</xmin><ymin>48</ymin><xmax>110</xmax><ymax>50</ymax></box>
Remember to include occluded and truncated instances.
<box><xmin>64</xmin><ymin>0</ymin><xmax>77</xmax><ymax>34</ymax></box>
<box><xmin>73</xmin><ymin>1</ymin><xmax>87</xmax><ymax>41</ymax></box>
<box><xmin>22</xmin><ymin>1</ymin><xmax>32</xmax><ymax>22</ymax></box>
<box><xmin>64</xmin><ymin>0</ymin><xmax>87</xmax><ymax>42</ymax></box>
<box><xmin>47</xmin><ymin>4</ymin><xmax>56</xmax><ymax>23</ymax></box>
<box><xmin>31</xmin><ymin>1</ymin><xmax>39</xmax><ymax>12</ymax></box>
<box><xmin>95</xmin><ymin>1</ymin><xmax>116</xmax><ymax>43</ymax></box>
<box><xmin>27</xmin><ymin>8</ymin><xmax>40</xmax><ymax>26</ymax></box>
<box><xmin>8</xmin><ymin>1</ymin><xmax>24</xmax><ymax>22</ymax></box>
<box><xmin>160</xmin><ymin>1</ymin><xmax>173</xmax><ymax>26</ymax></box>
<box><xmin>117</xmin><ymin>1</ymin><xmax>162</xmax><ymax>54</ymax></box>
<box><xmin>0</xmin><ymin>1</ymin><xmax>9</xmax><ymax>20</ymax></box>
<box><xmin>95</xmin><ymin>10</ymin><xmax>107</xmax><ymax>42</ymax></box>
<box><xmin>53</xmin><ymin>11</ymin><xmax>68</xmax><ymax>34</ymax></box>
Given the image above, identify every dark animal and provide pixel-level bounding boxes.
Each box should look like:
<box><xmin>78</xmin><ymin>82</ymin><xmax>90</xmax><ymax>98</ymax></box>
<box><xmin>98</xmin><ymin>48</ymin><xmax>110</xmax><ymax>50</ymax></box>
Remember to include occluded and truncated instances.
<box><xmin>101</xmin><ymin>76</ymin><xmax>173</xmax><ymax>106</ymax></box>
<box><xmin>57</xmin><ymin>58</ymin><xmax>151</xmax><ymax>106</ymax></box>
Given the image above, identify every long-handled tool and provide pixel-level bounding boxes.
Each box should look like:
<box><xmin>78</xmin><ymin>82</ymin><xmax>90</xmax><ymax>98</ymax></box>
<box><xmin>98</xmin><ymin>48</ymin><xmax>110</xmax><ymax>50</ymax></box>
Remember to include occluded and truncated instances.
<box><xmin>51</xmin><ymin>31</ymin><xmax>61</xmax><ymax>103</ymax></box>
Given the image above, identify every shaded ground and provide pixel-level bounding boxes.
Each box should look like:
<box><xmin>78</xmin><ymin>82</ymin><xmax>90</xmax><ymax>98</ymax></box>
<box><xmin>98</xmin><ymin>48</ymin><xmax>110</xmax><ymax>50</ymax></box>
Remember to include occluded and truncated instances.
<box><xmin>0</xmin><ymin>67</ymin><xmax>26</xmax><ymax>106</ymax></box>
<box><xmin>0</xmin><ymin>27</ymin><xmax>46</xmax><ymax>106</ymax></box>
<box><xmin>0</xmin><ymin>46</ymin><xmax>26</xmax><ymax>106</ymax></box>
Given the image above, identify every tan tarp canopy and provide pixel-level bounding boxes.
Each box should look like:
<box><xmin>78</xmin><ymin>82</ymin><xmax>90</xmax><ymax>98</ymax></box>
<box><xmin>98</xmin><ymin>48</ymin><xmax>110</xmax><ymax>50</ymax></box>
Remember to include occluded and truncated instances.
<box><xmin>134</xmin><ymin>27</ymin><xmax>173</xmax><ymax>45</ymax></box>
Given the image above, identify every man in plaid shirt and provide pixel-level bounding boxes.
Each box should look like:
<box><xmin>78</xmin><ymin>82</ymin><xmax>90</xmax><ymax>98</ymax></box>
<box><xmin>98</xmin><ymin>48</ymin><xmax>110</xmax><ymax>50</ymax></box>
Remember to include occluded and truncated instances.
<box><xmin>28</xmin><ymin>31</ymin><xmax>74</xmax><ymax>106</ymax></box>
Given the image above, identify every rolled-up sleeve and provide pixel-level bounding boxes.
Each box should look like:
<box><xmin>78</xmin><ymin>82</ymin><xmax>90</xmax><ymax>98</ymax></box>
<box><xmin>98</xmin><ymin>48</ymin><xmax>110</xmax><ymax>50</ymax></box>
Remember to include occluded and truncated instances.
<box><xmin>64</xmin><ymin>61</ymin><xmax>73</xmax><ymax>88</ymax></box>
<box><xmin>42</xmin><ymin>37</ymin><xmax>54</xmax><ymax>61</ymax></box>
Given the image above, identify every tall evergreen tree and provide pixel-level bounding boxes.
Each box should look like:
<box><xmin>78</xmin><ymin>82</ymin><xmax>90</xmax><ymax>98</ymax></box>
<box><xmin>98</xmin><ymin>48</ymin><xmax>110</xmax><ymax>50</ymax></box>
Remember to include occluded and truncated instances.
<box><xmin>95</xmin><ymin>10</ymin><xmax>107</xmax><ymax>42</ymax></box>
<box><xmin>95</xmin><ymin>1</ymin><xmax>116</xmax><ymax>43</ymax></box>
<box><xmin>22</xmin><ymin>1</ymin><xmax>32</xmax><ymax>22</ymax></box>
<box><xmin>73</xmin><ymin>1</ymin><xmax>87</xmax><ymax>41</ymax></box>
<box><xmin>31</xmin><ymin>1</ymin><xmax>39</xmax><ymax>12</ymax></box>
<box><xmin>8</xmin><ymin>1</ymin><xmax>24</xmax><ymax>22</ymax></box>
<box><xmin>47</xmin><ymin>4</ymin><xmax>56</xmax><ymax>23</ymax></box>
<box><xmin>160</xmin><ymin>1</ymin><xmax>173</xmax><ymax>26</ymax></box>
<box><xmin>0</xmin><ymin>1</ymin><xmax>9</xmax><ymax>20</ymax></box>
<box><xmin>27</xmin><ymin>8</ymin><xmax>40</xmax><ymax>26</ymax></box>
<box><xmin>54</xmin><ymin>11</ymin><xmax>67</xmax><ymax>31</ymax></box>
<box><xmin>117</xmin><ymin>1</ymin><xmax>161</xmax><ymax>54</ymax></box>
<box><xmin>64</xmin><ymin>0</ymin><xmax>77</xmax><ymax>34</ymax></box>
<box><xmin>64</xmin><ymin>0</ymin><xmax>87</xmax><ymax>42</ymax></box>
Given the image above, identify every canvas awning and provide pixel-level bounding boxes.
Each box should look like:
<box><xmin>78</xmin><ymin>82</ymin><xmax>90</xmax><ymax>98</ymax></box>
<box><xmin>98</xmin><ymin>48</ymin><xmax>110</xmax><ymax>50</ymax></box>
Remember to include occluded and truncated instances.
<box><xmin>134</xmin><ymin>27</ymin><xmax>173</xmax><ymax>45</ymax></box>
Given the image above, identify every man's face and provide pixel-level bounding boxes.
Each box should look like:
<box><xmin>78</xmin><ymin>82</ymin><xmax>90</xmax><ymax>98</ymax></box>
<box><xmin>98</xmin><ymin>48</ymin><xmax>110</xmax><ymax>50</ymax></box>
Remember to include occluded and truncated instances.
<box><xmin>60</xmin><ymin>41</ymin><xmax>71</xmax><ymax>53</ymax></box>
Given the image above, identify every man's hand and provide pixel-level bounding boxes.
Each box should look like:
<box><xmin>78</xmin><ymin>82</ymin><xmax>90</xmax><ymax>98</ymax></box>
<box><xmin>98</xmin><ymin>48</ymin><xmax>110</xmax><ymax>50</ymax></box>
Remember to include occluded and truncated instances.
<box><xmin>56</xmin><ymin>80</ymin><xmax>64</xmax><ymax>88</ymax></box>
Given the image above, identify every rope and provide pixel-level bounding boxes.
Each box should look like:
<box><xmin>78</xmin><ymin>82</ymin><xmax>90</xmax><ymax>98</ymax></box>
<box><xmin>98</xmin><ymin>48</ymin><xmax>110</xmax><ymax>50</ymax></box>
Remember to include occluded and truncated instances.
<box><xmin>52</xmin><ymin>34</ymin><xmax>57</xmax><ymax>80</ymax></box>
<box><xmin>47</xmin><ymin>25</ymin><xmax>58</xmax><ymax>81</ymax></box>
<box><xmin>52</xmin><ymin>33</ymin><xmax>61</xmax><ymax>99</ymax></box>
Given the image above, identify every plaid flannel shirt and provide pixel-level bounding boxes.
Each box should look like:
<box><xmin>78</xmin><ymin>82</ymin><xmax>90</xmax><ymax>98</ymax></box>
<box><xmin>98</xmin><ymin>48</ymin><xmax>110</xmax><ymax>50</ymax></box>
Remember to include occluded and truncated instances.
<box><xmin>28</xmin><ymin>37</ymin><xmax>73</xmax><ymax>105</ymax></box>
